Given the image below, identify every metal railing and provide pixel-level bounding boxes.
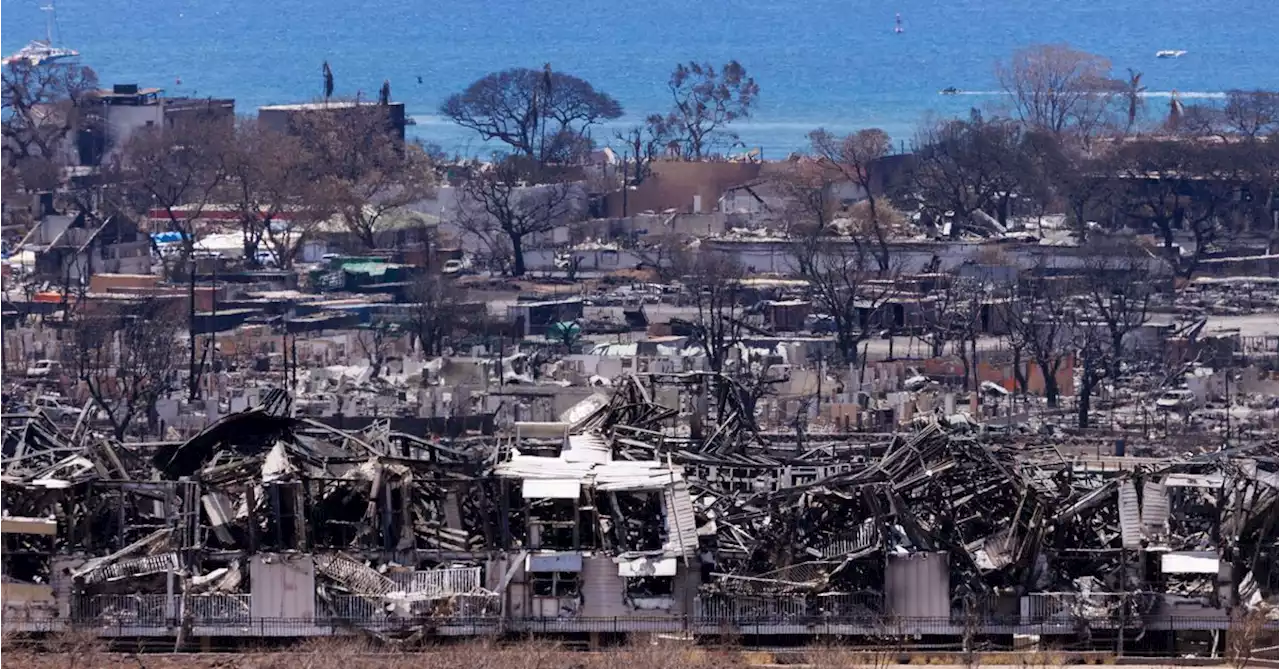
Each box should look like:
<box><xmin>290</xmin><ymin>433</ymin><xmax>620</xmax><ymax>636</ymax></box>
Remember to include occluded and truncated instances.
<box><xmin>815</xmin><ymin>592</ymin><xmax>884</xmax><ymax>617</ymax></box>
<box><xmin>695</xmin><ymin>593</ymin><xmax>809</xmax><ymax>621</ymax></box>
<box><xmin>322</xmin><ymin>595</ymin><xmax>389</xmax><ymax>620</ymax></box>
<box><xmin>71</xmin><ymin>594</ymin><xmax>170</xmax><ymax>625</ymax></box>
<box><xmin>1022</xmin><ymin>592</ymin><xmax>1132</xmax><ymax>623</ymax></box>
<box><xmin>184</xmin><ymin>594</ymin><xmax>252</xmax><ymax>623</ymax></box>
<box><xmin>387</xmin><ymin>567</ymin><xmax>482</xmax><ymax>597</ymax></box>
<box><xmin>14</xmin><ymin>614</ymin><xmax>1275</xmax><ymax>639</ymax></box>
<box><xmin>44</xmin><ymin>591</ymin><xmax>1274</xmax><ymax>640</ymax></box>
<box><xmin>321</xmin><ymin>591</ymin><xmax>501</xmax><ymax>620</ymax></box>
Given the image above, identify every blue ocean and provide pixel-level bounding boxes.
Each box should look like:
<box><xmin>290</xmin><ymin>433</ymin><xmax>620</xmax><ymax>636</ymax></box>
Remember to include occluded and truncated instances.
<box><xmin>3</xmin><ymin>0</ymin><xmax>1277</xmax><ymax>157</ymax></box>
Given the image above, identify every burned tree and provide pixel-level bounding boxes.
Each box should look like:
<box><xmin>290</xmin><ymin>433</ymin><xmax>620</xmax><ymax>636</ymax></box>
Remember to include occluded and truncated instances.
<box><xmin>291</xmin><ymin>102</ymin><xmax>437</xmax><ymax>249</ymax></box>
<box><xmin>456</xmin><ymin>156</ymin><xmax>582</xmax><ymax>277</ymax></box>
<box><xmin>1105</xmin><ymin>138</ymin><xmax>1240</xmax><ymax>279</ymax></box>
<box><xmin>807</xmin><ymin>128</ymin><xmax>893</xmax><ymax>270</ymax></box>
<box><xmin>646</xmin><ymin>60</ymin><xmax>759</xmax><ymax>159</ymax></box>
<box><xmin>612</xmin><ymin>124</ymin><xmax>667</xmax><ymax>216</ymax></box>
<box><xmin>1</xmin><ymin>59</ymin><xmax>98</xmax><ymax>169</ymax></box>
<box><xmin>995</xmin><ymin>44</ymin><xmax>1119</xmax><ymax>139</ymax></box>
<box><xmin>771</xmin><ymin>156</ymin><xmax>842</xmax><ymax>238</ymax></box>
<box><xmin>65</xmin><ymin>300</ymin><xmax>183</xmax><ymax>439</ymax></box>
<box><xmin>919</xmin><ymin>275</ymin><xmax>985</xmax><ymax>389</ymax></box>
<box><xmin>442</xmin><ymin>67</ymin><xmax>622</xmax><ymax>165</ymax></box>
<box><xmin>680</xmin><ymin>253</ymin><xmax>747</xmax><ymax>373</ymax></box>
<box><xmin>118</xmin><ymin>114</ymin><xmax>232</xmax><ymax>269</ymax></box>
<box><xmin>1079</xmin><ymin>244</ymin><xmax>1155</xmax><ymax>377</ymax></box>
<box><xmin>999</xmin><ymin>273</ymin><xmax>1072</xmax><ymax>407</ymax></box>
<box><xmin>1222</xmin><ymin>89</ymin><xmax>1279</xmax><ymax>139</ymax></box>
<box><xmin>907</xmin><ymin>113</ymin><xmax>1030</xmax><ymax>237</ymax></box>
<box><xmin>791</xmin><ymin>234</ymin><xmax>892</xmax><ymax>365</ymax></box>
<box><xmin>408</xmin><ymin>272</ymin><xmax>466</xmax><ymax>357</ymax></box>
<box><xmin>355</xmin><ymin>321</ymin><xmax>398</xmax><ymax>380</ymax></box>
<box><xmin>220</xmin><ymin>119</ymin><xmax>331</xmax><ymax>268</ymax></box>
<box><xmin>1069</xmin><ymin>303</ymin><xmax>1110</xmax><ymax>429</ymax></box>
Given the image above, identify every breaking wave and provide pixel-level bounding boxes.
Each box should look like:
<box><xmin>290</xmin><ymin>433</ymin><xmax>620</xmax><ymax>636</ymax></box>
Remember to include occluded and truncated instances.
<box><xmin>943</xmin><ymin>90</ymin><xmax>1229</xmax><ymax>99</ymax></box>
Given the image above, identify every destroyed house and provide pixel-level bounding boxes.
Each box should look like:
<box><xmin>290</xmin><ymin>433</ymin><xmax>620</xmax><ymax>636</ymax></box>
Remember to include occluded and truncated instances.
<box><xmin>16</xmin><ymin>213</ymin><xmax>150</xmax><ymax>284</ymax></box>
<box><xmin>492</xmin><ymin>422</ymin><xmax>701</xmax><ymax>618</ymax></box>
<box><xmin>508</xmin><ymin>297</ymin><xmax>586</xmax><ymax>337</ymax></box>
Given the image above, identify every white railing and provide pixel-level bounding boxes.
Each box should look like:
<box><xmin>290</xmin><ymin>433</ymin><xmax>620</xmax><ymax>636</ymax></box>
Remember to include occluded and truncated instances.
<box><xmin>388</xmin><ymin>567</ymin><xmax>482</xmax><ymax>597</ymax></box>
<box><xmin>1023</xmin><ymin>593</ymin><xmax>1129</xmax><ymax>622</ymax></box>
<box><xmin>324</xmin><ymin>595</ymin><xmax>390</xmax><ymax>620</ymax></box>
<box><xmin>72</xmin><ymin>594</ymin><xmax>254</xmax><ymax>625</ymax></box>
<box><xmin>696</xmin><ymin>594</ymin><xmax>809</xmax><ymax>621</ymax></box>
<box><xmin>72</xmin><ymin>594</ymin><xmax>170</xmax><ymax>624</ymax></box>
<box><xmin>185</xmin><ymin>594</ymin><xmax>252</xmax><ymax>623</ymax></box>
<box><xmin>815</xmin><ymin>592</ymin><xmax>884</xmax><ymax>617</ymax></box>
<box><xmin>322</xmin><ymin>591</ymin><xmax>500</xmax><ymax>621</ymax></box>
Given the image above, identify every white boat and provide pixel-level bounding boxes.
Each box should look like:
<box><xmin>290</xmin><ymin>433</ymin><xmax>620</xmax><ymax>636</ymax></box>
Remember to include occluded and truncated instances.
<box><xmin>4</xmin><ymin>40</ymin><xmax>79</xmax><ymax>67</ymax></box>
<box><xmin>3</xmin><ymin>3</ymin><xmax>79</xmax><ymax>67</ymax></box>
<box><xmin>1155</xmin><ymin>50</ymin><xmax>1187</xmax><ymax>59</ymax></box>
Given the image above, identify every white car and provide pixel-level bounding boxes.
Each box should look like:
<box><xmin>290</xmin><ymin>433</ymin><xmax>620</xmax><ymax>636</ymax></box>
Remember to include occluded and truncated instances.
<box><xmin>1155</xmin><ymin>389</ymin><xmax>1196</xmax><ymax>412</ymax></box>
<box><xmin>25</xmin><ymin>359</ymin><xmax>59</xmax><ymax>378</ymax></box>
<box><xmin>33</xmin><ymin>396</ymin><xmax>78</xmax><ymax>420</ymax></box>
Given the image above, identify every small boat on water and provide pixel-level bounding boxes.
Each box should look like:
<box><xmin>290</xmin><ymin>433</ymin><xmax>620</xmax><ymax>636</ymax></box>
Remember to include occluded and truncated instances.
<box><xmin>4</xmin><ymin>3</ymin><xmax>79</xmax><ymax>67</ymax></box>
<box><xmin>894</xmin><ymin>13</ymin><xmax>904</xmax><ymax>34</ymax></box>
<box><xmin>1156</xmin><ymin>50</ymin><xmax>1187</xmax><ymax>59</ymax></box>
<box><xmin>5</xmin><ymin>40</ymin><xmax>78</xmax><ymax>66</ymax></box>
<box><xmin>939</xmin><ymin>87</ymin><xmax>959</xmax><ymax>95</ymax></box>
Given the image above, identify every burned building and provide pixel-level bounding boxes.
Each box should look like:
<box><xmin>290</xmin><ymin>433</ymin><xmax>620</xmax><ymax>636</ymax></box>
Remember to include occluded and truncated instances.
<box><xmin>1</xmin><ymin>380</ymin><xmax>1275</xmax><ymax>646</ymax></box>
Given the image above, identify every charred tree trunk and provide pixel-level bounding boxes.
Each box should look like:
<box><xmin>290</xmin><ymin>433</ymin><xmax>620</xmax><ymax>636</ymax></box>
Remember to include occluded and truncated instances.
<box><xmin>510</xmin><ymin>233</ymin><xmax>527</xmax><ymax>277</ymax></box>
<box><xmin>1039</xmin><ymin>360</ymin><xmax>1061</xmax><ymax>407</ymax></box>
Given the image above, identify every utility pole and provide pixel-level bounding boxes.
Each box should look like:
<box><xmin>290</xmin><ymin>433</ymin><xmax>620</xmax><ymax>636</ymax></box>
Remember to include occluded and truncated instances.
<box><xmin>281</xmin><ymin>300</ymin><xmax>290</xmax><ymax>392</ymax></box>
<box><xmin>0</xmin><ymin>269</ymin><xmax>7</xmax><ymax>378</ymax></box>
<box><xmin>186</xmin><ymin>244</ymin><xmax>201</xmax><ymax>401</ymax></box>
<box><xmin>1223</xmin><ymin>365</ymin><xmax>1231</xmax><ymax>447</ymax></box>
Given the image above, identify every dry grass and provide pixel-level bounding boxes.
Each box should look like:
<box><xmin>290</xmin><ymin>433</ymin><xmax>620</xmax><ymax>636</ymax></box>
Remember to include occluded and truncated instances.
<box><xmin>1</xmin><ymin>635</ymin><xmax>743</xmax><ymax>669</ymax></box>
<box><xmin>1</xmin><ymin>633</ymin><xmax>1200</xmax><ymax>669</ymax></box>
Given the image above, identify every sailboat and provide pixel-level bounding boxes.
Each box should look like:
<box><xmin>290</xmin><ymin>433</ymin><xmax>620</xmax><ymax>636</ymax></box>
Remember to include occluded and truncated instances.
<box><xmin>894</xmin><ymin>13</ymin><xmax>904</xmax><ymax>34</ymax></box>
<box><xmin>4</xmin><ymin>3</ymin><xmax>80</xmax><ymax>67</ymax></box>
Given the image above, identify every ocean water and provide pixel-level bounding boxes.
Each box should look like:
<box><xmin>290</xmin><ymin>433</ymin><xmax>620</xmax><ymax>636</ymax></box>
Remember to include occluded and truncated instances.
<box><xmin>3</xmin><ymin>0</ymin><xmax>1277</xmax><ymax>157</ymax></box>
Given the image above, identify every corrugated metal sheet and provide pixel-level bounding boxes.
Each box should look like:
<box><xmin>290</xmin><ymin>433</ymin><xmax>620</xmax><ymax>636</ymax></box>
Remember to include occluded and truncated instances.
<box><xmin>313</xmin><ymin>552</ymin><xmax>395</xmax><ymax>594</ymax></box>
<box><xmin>1118</xmin><ymin>480</ymin><xmax>1143</xmax><ymax>549</ymax></box>
<box><xmin>495</xmin><ymin>456</ymin><xmax>595</xmax><ymax>480</ymax></box>
<box><xmin>564</xmin><ymin>433</ymin><xmax>611</xmax><ymax>464</ymax></box>
<box><xmin>884</xmin><ymin>552</ymin><xmax>949</xmax><ymax>618</ymax></box>
<box><xmin>1141</xmin><ymin>480</ymin><xmax>1169</xmax><ymax>537</ymax></box>
<box><xmin>522</xmin><ymin>479</ymin><xmax>582</xmax><ymax>499</ymax></box>
<box><xmin>579</xmin><ymin>555</ymin><xmax>629</xmax><ymax>618</ymax></box>
<box><xmin>250</xmin><ymin>554</ymin><xmax>316</xmax><ymax>619</ymax></box>
<box><xmin>662</xmin><ymin>479</ymin><xmax>698</xmax><ymax>558</ymax></box>
<box><xmin>597</xmin><ymin>461</ymin><xmax>682</xmax><ymax>491</ymax></box>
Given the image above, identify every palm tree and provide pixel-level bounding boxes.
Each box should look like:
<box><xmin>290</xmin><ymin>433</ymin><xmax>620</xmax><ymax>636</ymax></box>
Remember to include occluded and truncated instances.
<box><xmin>1124</xmin><ymin>69</ymin><xmax>1146</xmax><ymax>133</ymax></box>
